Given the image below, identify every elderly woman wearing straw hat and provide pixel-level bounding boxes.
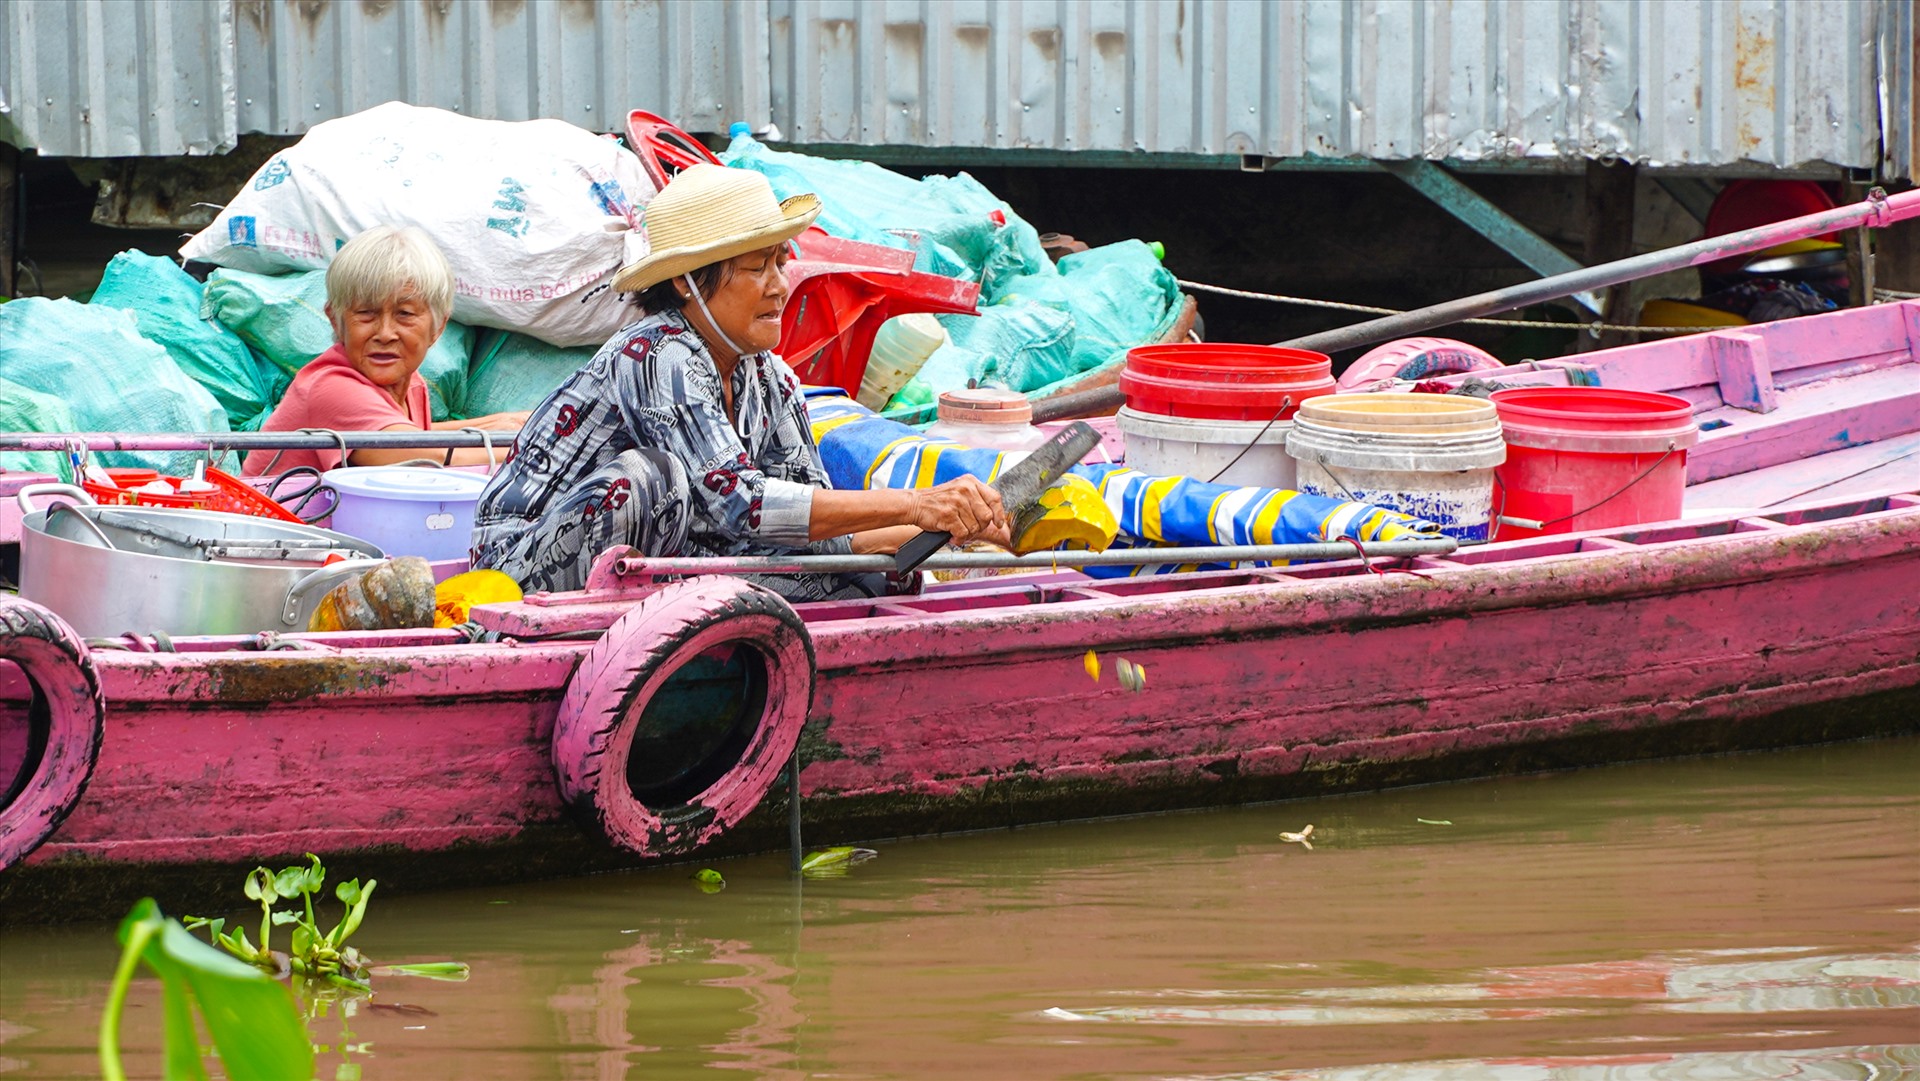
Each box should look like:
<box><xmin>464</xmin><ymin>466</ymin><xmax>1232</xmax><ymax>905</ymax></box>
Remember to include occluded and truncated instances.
<box><xmin>471</xmin><ymin>164</ymin><xmax>1006</xmax><ymax>599</ymax></box>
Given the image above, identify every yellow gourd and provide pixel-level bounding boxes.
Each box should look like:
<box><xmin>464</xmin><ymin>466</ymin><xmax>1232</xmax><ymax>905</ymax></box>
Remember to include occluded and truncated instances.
<box><xmin>1010</xmin><ymin>475</ymin><xmax>1118</xmax><ymax>555</ymax></box>
<box><xmin>307</xmin><ymin>557</ymin><xmax>439</xmax><ymax>633</ymax></box>
<box><xmin>432</xmin><ymin>568</ymin><xmax>524</xmax><ymax>628</ymax></box>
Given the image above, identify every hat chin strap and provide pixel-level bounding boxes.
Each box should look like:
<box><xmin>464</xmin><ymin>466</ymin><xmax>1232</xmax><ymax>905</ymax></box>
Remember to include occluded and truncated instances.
<box><xmin>683</xmin><ymin>274</ymin><xmax>747</xmax><ymax>359</ymax></box>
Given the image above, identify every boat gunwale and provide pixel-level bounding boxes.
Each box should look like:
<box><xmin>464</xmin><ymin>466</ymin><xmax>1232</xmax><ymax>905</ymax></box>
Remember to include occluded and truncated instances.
<box><xmin>52</xmin><ymin>488</ymin><xmax>1918</xmax><ymax>701</ymax></box>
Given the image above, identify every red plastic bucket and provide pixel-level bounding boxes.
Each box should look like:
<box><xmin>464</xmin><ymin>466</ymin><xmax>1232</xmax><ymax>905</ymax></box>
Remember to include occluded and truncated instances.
<box><xmin>1118</xmin><ymin>343</ymin><xmax>1335</xmax><ymax>421</ymax></box>
<box><xmin>1490</xmin><ymin>387</ymin><xmax>1701</xmax><ymax>540</ymax></box>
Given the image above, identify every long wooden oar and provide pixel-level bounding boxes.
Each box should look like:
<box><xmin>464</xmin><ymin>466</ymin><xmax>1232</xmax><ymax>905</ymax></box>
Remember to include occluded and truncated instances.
<box><xmin>1034</xmin><ymin>187</ymin><xmax>1920</xmax><ymax>422</ymax></box>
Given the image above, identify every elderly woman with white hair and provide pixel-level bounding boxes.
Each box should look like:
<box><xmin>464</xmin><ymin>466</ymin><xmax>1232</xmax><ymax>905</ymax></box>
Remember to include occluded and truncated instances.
<box><xmin>471</xmin><ymin>164</ymin><xmax>1006</xmax><ymax>600</ymax></box>
<box><xmin>242</xmin><ymin>225</ymin><xmax>526</xmax><ymax>475</ymax></box>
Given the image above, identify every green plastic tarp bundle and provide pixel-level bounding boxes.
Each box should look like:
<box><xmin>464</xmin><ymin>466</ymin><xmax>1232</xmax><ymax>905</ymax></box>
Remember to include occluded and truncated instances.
<box><xmin>0</xmin><ymin>298</ymin><xmax>229</xmax><ymax>476</ymax></box>
<box><xmin>89</xmin><ymin>251</ymin><xmax>288</xmax><ymax>432</ymax></box>
<box><xmin>201</xmin><ymin>268</ymin><xmax>472</xmax><ymax>421</ymax></box>
<box><xmin>721</xmin><ymin>138</ymin><xmax>1182</xmax><ymax>406</ymax></box>
<box><xmin>466</xmin><ymin>328</ymin><xmax>597</xmax><ymax>417</ymax></box>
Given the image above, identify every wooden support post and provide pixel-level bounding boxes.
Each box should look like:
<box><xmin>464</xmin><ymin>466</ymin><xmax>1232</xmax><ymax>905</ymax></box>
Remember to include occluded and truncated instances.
<box><xmin>1582</xmin><ymin>160</ymin><xmax>1639</xmax><ymax>350</ymax></box>
<box><xmin>1875</xmin><ymin>210</ymin><xmax>1920</xmax><ymax>295</ymax></box>
<box><xmin>1841</xmin><ymin>180</ymin><xmax>1875</xmax><ymax>309</ymax></box>
<box><xmin>0</xmin><ymin>143</ymin><xmax>18</xmax><ymax>299</ymax></box>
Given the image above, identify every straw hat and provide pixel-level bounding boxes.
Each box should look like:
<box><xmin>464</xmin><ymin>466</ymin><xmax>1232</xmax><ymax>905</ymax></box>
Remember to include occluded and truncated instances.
<box><xmin>613</xmin><ymin>164</ymin><xmax>821</xmax><ymax>292</ymax></box>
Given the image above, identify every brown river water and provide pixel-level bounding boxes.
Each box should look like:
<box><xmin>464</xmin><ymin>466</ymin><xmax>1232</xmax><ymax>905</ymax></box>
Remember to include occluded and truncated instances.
<box><xmin>2</xmin><ymin>735</ymin><xmax>1916</xmax><ymax>1080</ymax></box>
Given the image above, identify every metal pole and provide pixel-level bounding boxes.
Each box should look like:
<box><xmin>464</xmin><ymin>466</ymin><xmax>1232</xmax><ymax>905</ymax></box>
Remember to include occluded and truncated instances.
<box><xmin>605</xmin><ymin>537</ymin><xmax>1458</xmax><ymax>578</ymax></box>
<box><xmin>0</xmin><ymin>430</ymin><xmax>506</xmax><ymax>454</ymax></box>
<box><xmin>787</xmin><ymin>754</ymin><xmax>803</xmax><ymax>875</ymax></box>
<box><xmin>1033</xmin><ymin>187</ymin><xmax>1920</xmax><ymax>423</ymax></box>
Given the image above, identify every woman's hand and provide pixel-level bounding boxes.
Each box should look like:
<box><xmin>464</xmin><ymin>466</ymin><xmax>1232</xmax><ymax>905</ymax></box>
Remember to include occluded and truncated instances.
<box><xmin>908</xmin><ymin>476</ymin><xmax>1010</xmax><ymax>547</ymax></box>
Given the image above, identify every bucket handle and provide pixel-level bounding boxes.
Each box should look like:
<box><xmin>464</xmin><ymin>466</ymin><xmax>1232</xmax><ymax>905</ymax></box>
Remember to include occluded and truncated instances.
<box><xmin>282</xmin><ymin>559</ymin><xmax>387</xmax><ymax>627</ymax></box>
<box><xmin>1493</xmin><ymin>442</ymin><xmax>1677</xmax><ymax>538</ymax></box>
<box><xmin>1204</xmin><ymin>396</ymin><xmax>1292</xmax><ymax>484</ymax></box>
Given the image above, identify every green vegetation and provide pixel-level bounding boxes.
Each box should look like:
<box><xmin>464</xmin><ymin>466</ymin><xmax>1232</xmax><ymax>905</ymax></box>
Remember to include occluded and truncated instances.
<box><xmin>800</xmin><ymin>847</ymin><xmax>879</xmax><ymax>877</ymax></box>
<box><xmin>100</xmin><ymin>898</ymin><xmax>314</xmax><ymax>1081</ymax></box>
<box><xmin>184</xmin><ymin>854</ymin><xmax>468</xmax><ymax>994</ymax></box>
<box><xmin>98</xmin><ymin>856</ymin><xmax>471</xmax><ymax>1078</ymax></box>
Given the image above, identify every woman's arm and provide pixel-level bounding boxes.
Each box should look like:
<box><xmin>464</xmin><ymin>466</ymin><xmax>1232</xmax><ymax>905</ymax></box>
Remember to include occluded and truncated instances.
<box><xmin>346</xmin><ymin>422</ymin><xmax>514</xmax><ymax>468</ymax></box>
<box><xmin>808</xmin><ymin>476</ymin><xmax>1010</xmax><ymax>547</ymax></box>
<box><xmin>431</xmin><ymin>412</ymin><xmax>529</xmax><ymax>432</ymax></box>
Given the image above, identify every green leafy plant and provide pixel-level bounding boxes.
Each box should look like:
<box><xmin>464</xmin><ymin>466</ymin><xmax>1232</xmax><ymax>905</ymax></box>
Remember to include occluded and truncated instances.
<box><xmin>800</xmin><ymin>846</ymin><xmax>879</xmax><ymax>877</ymax></box>
<box><xmin>185</xmin><ymin>853</ymin><xmax>468</xmax><ymax>996</ymax></box>
<box><xmin>100</xmin><ymin>897</ymin><xmax>315</xmax><ymax>1081</ymax></box>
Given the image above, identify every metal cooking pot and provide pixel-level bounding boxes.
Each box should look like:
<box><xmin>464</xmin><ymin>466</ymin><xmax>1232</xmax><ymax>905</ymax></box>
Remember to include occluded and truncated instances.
<box><xmin>17</xmin><ymin>484</ymin><xmax>387</xmax><ymax>638</ymax></box>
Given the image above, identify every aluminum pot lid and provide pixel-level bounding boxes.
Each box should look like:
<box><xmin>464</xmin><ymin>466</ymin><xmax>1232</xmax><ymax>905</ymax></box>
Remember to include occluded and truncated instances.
<box><xmin>322</xmin><ymin>466</ymin><xmax>488</xmax><ymax>499</ymax></box>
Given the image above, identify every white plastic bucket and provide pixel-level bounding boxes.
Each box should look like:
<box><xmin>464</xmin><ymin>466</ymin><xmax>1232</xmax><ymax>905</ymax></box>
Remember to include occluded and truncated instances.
<box><xmin>856</xmin><ymin>313</ymin><xmax>947</xmax><ymax>410</ymax></box>
<box><xmin>1284</xmin><ymin>393</ymin><xmax>1506</xmax><ymax>541</ymax></box>
<box><xmin>322</xmin><ymin>466</ymin><xmax>487</xmax><ymax>561</ymax></box>
<box><xmin>1116</xmin><ymin>406</ymin><xmax>1296</xmax><ymax>488</ymax></box>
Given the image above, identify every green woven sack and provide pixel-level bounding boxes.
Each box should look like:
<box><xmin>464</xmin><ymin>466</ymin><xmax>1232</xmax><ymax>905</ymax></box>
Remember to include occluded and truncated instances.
<box><xmin>90</xmin><ymin>250</ymin><xmax>287</xmax><ymax>431</ymax></box>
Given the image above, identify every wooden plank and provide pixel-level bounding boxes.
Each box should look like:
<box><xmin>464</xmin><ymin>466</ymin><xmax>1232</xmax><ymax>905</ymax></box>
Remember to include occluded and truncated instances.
<box><xmin>1708</xmin><ymin>331</ymin><xmax>1779</xmax><ymax>413</ymax></box>
<box><xmin>1583</xmin><ymin>161</ymin><xmax>1639</xmax><ymax>351</ymax></box>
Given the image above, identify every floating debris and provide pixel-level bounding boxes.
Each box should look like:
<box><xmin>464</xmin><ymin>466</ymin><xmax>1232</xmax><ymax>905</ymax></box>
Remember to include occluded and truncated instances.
<box><xmin>800</xmin><ymin>847</ymin><xmax>880</xmax><ymax>877</ymax></box>
<box><xmin>1083</xmin><ymin>649</ymin><xmax>1100</xmax><ymax>683</ymax></box>
<box><xmin>1278</xmin><ymin>824</ymin><xmax>1315</xmax><ymax>850</ymax></box>
<box><xmin>1416</xmin><ymin>818</ymin><xmax>1453</xmax><ymax>826</ymax></box>
<box><xmin>693</xmin><ymin>868</ymin><xmax>725</xmax><ymax>893</ymax></box>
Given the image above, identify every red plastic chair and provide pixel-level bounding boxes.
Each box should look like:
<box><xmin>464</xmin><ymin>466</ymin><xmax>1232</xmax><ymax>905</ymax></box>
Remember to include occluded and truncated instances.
<box><xmin>625</xmin><ymin>110</ymin><xmax>723</xmax><ymax>188</ymax></box>
<box><xmin>780</xmin><ymin>229</ymin><xmax>980</xmax><ymax>396</ymax></box>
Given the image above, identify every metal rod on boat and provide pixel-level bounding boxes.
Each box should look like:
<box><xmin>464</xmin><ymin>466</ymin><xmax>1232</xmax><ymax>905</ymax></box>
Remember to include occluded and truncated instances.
<box><xmin>605</xmin><ymin>537</ymin><xmax>1458</xmax><ymax>578</ymax></box>
<box><xmin>1033</xmin><ymin>187</ymin><xmax>1920</xmax><ymax>422</ymax></box>
<box><xmin>0</xmin><ymin>431</ymin><xmax>504</xmax><ymax>453</ymax></box>
<box><xmin>787</xmin><ymin>755</ymin><xmax>803</xmax><ymax>876</ymax></box>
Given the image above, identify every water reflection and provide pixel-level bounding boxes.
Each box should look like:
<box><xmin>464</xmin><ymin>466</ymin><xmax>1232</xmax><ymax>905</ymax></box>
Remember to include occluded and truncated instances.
<box><xmin>547</xmin><ymin>928</ymin><xmax>802</xmax><ymax>1079</ymax></box>
<box><xmin>1159</xmin><ymin>1044</ymin><xmax>1920</xmax><ymax>1080</ymax></box>
<box><xmin>1038</xmin><ymin>946</ymin><xmax>1920</xmax><ymax>1023</ymax></box>
<box><xmin>0</xmin><ymin>736</ymin><xmax>1914</xmax><ymax>1079</ymax></box>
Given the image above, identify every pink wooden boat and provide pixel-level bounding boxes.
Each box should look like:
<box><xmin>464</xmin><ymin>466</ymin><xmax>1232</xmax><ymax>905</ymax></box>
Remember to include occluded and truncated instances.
<box><xmin>3</xmin><ymin>301</ymin><xmax>1917</xmax><ymax>926</ymax></box>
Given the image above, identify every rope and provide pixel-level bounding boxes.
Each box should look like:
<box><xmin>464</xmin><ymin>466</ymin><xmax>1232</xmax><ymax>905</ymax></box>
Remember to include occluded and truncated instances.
<box><xmin>1174</xmin><ymin>279</ymin><xmax>1734</xmax><ymax>334</ymax></box>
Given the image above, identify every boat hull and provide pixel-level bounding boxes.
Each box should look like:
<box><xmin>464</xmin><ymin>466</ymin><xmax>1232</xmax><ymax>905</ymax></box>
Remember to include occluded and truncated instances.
<box><xmin>3</xmin><ymin>494</ymin><xmax>1915</xmax><ymax>924</ymax></box>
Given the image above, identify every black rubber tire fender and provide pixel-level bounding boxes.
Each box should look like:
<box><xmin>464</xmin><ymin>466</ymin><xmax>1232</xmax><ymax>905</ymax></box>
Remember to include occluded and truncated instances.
<box><xmin>551</xmin><ymin>576</ymin><xmax>814</xmax><ymax>857</ymax></box>
<box><xmin>0</xmin><ymin>598</ymin><xmax>105</xmax><ymax>873</ymax></box>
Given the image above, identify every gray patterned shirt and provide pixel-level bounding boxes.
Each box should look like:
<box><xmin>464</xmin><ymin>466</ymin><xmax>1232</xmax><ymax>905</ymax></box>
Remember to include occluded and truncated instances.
<box><xmin>472</xmin><ymin>309</ymin><xmax>825</xmax><ymax>556</ymax></box>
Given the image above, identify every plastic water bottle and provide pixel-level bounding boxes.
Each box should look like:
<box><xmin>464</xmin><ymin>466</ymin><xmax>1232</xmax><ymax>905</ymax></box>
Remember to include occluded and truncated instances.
<box><xmin>857</xmin><ymin>314</ymin><xmax>948</xmax><ymax>411</ymax></box>
<box><xmin>178</xmin><ymin>460</ymin><xmax>216</xmax><ymax>495</ymax></box>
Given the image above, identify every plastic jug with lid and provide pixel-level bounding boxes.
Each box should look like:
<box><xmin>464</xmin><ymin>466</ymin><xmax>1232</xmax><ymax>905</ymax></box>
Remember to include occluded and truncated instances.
<box><xmin>856</xmin><ymin>313</ymin><xmax>948</xmax><ymax>411</ymax></box>
<box><xmin>925</xmin><ymin>387</ymin><xmax>1049</xmax><ymax>455</ymax></box>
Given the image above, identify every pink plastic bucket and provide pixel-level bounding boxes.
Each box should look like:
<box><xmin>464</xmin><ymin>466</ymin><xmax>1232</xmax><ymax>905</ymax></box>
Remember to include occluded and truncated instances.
<box><xmin>1490</xmin><ymin>388</ymin><xmax>1700</xmax><ymax>540</ymax></box>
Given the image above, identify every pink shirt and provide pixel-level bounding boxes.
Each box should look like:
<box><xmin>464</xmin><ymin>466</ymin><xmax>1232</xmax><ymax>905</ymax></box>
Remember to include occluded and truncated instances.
<box><xmin>243</xmin><ymin>345</ymin><xmax>432</xmax><ymax>475</ymax></box>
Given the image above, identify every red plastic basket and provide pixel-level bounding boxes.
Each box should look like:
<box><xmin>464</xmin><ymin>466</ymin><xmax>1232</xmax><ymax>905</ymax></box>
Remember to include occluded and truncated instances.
<box><xmin>82</xmin><ymin>466</ymin><xmax>302</xmax><ymax>522</ymax></box>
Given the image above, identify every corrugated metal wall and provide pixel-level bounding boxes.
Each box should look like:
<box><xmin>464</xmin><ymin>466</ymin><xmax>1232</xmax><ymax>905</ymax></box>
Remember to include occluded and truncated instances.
<box><xmin>0</xmin><ymin>0</ymin><xmax>239</xmax><ymax>157</ymax></box>
<box><xmin>0</xmin><ymin>0</ymin><xmax>771</xmax><ymax>158</ymax></box>
<box><xmin>767</xmin><ymin>0</ymin><xmax>1889</xmax><ymax>170</ymax></box>
<box><xmin>0</xmin><ymin>0</ymin><xmax>1905</xmax><ymax>176</ymax></box>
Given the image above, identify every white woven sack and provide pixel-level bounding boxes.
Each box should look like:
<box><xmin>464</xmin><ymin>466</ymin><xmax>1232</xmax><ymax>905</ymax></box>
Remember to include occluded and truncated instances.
<box><xmin>181</xmin><ymin>102</ymin><xmax>654</xmax><ymax>348</ymax></box>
